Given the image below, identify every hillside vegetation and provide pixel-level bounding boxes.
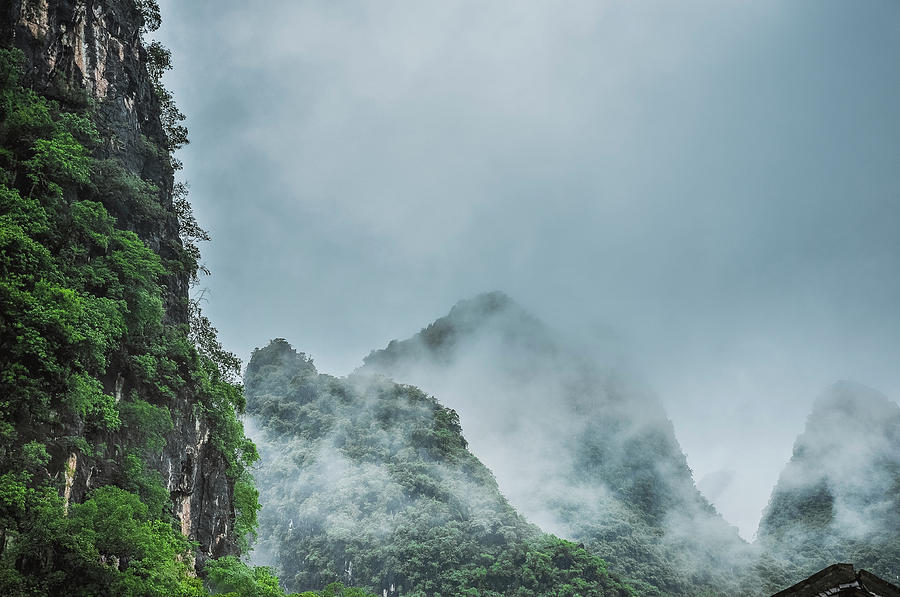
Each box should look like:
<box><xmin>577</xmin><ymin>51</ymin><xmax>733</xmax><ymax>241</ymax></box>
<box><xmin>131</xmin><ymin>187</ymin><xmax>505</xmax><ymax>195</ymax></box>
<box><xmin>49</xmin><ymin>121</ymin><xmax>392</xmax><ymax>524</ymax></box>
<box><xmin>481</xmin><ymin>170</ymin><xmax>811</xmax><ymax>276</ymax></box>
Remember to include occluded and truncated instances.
<box><xmin>360</xmin><ymin>292</ymin><xmax>766</xmax><ymax>596</ymax></box>
<box><xmin>757</xmin><ymin>381</ymin><xmax>900</xmax><ymax>587</ymax></box>
<box><xmin>246</xmin><ymin>338</ymin><xmax>635</xmax><ymax>597</ymax></box>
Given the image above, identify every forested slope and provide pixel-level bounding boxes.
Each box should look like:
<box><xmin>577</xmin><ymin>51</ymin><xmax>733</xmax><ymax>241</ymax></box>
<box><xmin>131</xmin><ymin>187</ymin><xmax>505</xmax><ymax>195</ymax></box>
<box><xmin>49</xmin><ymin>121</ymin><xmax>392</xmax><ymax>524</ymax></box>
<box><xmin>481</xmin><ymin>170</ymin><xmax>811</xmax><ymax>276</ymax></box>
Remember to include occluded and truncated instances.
<box><xmin>757</xmin><ymin>381</ymin><xmax>900</xmax><ymax>587</ymax></box>
<box><xmin>0</xmin><ymin>1</ymin><xmax>282</xmax><ymax>594</ymax></box>
<box><xmin>246</xmin><ymin>338</ymin><xmax>635</xmax><ymax>597</ymax></box>
<box><xmin>360</xmin><ymin>292</ymin><xmax>765</xmax><ymax>596</ymax></box>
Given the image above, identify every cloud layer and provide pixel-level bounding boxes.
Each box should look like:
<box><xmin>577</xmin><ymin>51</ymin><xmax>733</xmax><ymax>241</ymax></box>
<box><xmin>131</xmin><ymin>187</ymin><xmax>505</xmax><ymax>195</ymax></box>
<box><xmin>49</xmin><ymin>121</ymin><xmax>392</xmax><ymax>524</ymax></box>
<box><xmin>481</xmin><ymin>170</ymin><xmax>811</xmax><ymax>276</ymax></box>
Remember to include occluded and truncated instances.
<box><xmin>155</xmin><ymin>0</ymin><xmax>900</xmax><ymax>538</ymax></box>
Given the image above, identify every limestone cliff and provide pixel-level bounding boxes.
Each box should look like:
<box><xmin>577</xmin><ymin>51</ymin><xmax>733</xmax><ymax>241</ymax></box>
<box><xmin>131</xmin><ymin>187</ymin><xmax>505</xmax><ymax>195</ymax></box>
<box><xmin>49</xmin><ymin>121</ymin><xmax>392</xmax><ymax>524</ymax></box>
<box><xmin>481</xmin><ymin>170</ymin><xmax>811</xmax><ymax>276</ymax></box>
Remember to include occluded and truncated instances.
<box><xmin>1</xmin><ymin>0</ymin><xmax>238</xmax><ymax>564</ymax></box>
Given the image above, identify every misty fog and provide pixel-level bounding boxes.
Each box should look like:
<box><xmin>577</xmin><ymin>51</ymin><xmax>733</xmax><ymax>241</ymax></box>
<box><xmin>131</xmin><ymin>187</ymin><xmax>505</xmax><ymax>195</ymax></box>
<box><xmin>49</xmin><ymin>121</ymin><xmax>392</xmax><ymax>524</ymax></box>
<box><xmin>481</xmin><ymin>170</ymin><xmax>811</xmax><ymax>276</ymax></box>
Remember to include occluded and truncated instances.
<box><xmin>154</xmin><ymin>0</ymin><xmax>900</xmax><ymax>542</ymax></box>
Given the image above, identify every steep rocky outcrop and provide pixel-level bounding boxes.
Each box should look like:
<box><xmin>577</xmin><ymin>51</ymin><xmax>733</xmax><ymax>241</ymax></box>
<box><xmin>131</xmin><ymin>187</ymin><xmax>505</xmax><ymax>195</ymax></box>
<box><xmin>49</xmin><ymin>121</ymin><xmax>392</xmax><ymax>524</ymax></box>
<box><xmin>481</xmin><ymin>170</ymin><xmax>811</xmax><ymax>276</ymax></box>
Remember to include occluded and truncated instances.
<box><xmin>757</xmin><ymin>381</ymin><xmax>900</xmax><ymax>586</ymax></box>
<box><xmin>1</xmin><ymin>0</ymin><xmax>185</xmax><ymax>312</ymax></box>
<box><xmin>1</xmin><ymin>0</ymin><xmax>236</xmax><ymax>564</ymax></box>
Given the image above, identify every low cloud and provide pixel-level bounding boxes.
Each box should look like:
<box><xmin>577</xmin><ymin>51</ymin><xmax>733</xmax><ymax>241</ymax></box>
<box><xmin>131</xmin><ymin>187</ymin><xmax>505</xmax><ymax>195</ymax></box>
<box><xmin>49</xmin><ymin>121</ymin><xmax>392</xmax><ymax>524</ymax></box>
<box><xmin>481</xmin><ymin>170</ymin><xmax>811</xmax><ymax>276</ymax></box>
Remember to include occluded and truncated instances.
<box><xmin>156</xmin><ymin>0</ymin><xmax>900</xmax><ymax>541</ymax></box>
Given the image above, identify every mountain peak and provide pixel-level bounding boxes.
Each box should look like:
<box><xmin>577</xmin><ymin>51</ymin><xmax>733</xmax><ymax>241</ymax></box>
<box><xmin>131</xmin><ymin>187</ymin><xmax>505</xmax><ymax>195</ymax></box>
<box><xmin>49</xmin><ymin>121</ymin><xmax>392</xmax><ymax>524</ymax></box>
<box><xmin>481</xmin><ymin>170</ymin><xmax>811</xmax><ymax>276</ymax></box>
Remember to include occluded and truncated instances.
<box><xmin>361</xmin><ymin>291</ymin><xmax>546</xmax><ymax>370</ymax></box>
<box><xmin>758</xmin><ymin>383</ymin><xmax>900</xmax><ymax>582</ymax></box>
<box><xmin>447</xmin><ymin>290</ymin><xmax>516</xmax><ymax>319</ymax></box>
<box><xmin>811</xmin><ymin>380</ymin><xmax>898</xmax><ymax>421</ymax></box>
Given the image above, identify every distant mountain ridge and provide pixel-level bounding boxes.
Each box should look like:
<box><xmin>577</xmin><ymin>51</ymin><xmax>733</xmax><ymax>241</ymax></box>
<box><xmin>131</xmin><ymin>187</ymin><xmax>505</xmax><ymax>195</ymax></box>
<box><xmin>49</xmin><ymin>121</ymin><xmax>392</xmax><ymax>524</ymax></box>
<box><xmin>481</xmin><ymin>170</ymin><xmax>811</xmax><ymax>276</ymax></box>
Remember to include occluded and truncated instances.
<box><xmin>362</xmin><ymin>291</ymin><xmax>555</xmax><ymax>374</ymax></box>
<box><xmin>757</xmin><ymin>381</ymin><xmax>900</xmax><ymax>586</ymax></box>
<box><xmin>245</xmin><ymin>293</ymin><xmax>900</xmax><ymax>596</ymax></box>
<box><xmin>359</xmin><ymin>292</ymin><xmax>760</xmax><ymax>596</ymax></box>
<box><xmin>245</xmin><ymin>338</ymin><xmax>634</xmax><ymax>596</ymax></box>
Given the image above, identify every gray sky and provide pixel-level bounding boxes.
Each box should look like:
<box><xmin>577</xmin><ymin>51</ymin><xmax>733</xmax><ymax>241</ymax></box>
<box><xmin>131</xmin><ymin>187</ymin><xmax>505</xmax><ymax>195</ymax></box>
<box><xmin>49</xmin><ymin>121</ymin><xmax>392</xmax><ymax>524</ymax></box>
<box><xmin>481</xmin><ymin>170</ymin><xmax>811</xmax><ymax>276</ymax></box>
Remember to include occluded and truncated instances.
<box><xmin>155</xmin><ymin>0</ymin><xmax>900</xmax><ymax>539</ymax></box>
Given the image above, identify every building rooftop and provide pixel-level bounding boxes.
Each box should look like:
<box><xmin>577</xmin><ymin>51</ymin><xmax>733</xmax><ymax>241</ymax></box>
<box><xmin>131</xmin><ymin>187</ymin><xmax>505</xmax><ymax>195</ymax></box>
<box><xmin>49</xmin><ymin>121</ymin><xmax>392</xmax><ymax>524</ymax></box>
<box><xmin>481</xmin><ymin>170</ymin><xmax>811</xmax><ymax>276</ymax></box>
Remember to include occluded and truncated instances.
<box><xmin>771</xmin><ymin>563</ymin><xmax>900</xmax><ymax>597</ymax></box>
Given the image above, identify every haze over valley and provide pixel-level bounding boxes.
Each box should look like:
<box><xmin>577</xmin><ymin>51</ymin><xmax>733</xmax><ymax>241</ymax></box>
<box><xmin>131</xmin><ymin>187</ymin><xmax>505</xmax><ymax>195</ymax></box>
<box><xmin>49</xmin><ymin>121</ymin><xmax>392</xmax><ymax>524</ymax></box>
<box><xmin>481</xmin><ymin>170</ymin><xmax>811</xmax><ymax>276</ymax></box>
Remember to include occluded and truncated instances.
<box><xmin>154</xmin><ymin>0</ymin><xmax>900</xmax><ymax>543</ymax></box>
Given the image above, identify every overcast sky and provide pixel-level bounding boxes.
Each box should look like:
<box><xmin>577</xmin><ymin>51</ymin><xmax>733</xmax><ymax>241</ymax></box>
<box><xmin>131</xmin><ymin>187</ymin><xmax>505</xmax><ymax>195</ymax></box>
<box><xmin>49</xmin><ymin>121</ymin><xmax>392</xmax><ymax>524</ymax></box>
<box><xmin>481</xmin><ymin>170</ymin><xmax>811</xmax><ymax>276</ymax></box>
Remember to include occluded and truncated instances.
<box><xmin>155</xmin><ymin>0</ymin><xmax>900</xmax><ymax>539</ymax></box>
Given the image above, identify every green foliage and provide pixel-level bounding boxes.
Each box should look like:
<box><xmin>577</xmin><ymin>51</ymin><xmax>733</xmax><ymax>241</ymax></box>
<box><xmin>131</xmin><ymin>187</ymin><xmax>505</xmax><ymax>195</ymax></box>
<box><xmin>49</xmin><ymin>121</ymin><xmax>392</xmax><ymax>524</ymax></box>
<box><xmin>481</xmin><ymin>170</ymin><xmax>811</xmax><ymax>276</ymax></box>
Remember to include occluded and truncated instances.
<box><xmin>143</xmin><ymin>36</ymin><xmax>187</xmax><ymax>164</ymax></box>
<box><xmin>67</xmin><ymin>486</ymin><xmax>202</xmax><ymax>596</ymax></box>
<box><xmin>0</xmin><ymin>44</ymin><xmax>261</xmax><ymax>595</ymax></box>
<box><xmin>234</xmin><ymin>474</ymin><xmax>262</xmax><ymax>554</ymax></box>
<box><xmin>120</xmin><ymin>398</ymin><xmax>175</xmax><ymax>454</ymax></box>
<box><xmin>174</xmin><ymin>181</ymin><xmax>211</xmax><ymax>280</ymax></box>
<box><xmin>122</xmin><ymin>451</ymin><xmax>170</xmax><ymax>519</ymax></box>
<box><xmin>246</xmin><ymin>340</ymin><xmax>635</xmax><ymax>596</ymax></box>
<box><xmin>756</xmin><ymin>388</ymin><xmax>900</xmax><ymax>588</ymax></box>
<box><xmin>0</xmin><ymin>485</ymin><xmax>203</xmax><ymax>596</ymax></box>
<box><xmin>25</xmin><ymin>131</ymin><xmax>92</xmax><ymax>194</ymax></box>
<box><xmin>204</xmin><ymin>557</ymin><xmax>376</xmax><ymax>597</ymax></box>
<box><xmin>299</xmin><ymin>582</ymin><xmax>378</xmax><ymax>597</ymax></box>
<box><xmin>89</xmin><ymin>158</ymin><xmax>165</xmax><ymax>227</ymax></box>
<box><xmin>136</xmin><ymin>0</ymin><xmax>163</xmax><ymax>34</ymax></box>
<box><xmin>146</xmin><ymin>41</ymin><xmax>172</xmax><ymax>82</ymax></box>
<box><xmin>189</xmin><ymin>299</ymin><xmax>241</xmax><ymax>384</ymax></box>
<box><xmin>206</xmin><ymin>556</ymin><xmax>286</xmax><ymax>597</ymax></box>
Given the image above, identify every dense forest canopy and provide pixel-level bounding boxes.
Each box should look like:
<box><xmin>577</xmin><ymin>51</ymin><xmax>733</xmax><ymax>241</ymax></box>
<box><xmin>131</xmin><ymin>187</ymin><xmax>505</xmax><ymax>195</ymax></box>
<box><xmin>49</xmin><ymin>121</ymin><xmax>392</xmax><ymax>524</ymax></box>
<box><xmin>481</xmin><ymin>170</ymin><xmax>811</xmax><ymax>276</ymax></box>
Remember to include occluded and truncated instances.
<box><xmin>245</xmin><ymin>338</ymin><xmax>636</xmax><ymax>597</ymax></box>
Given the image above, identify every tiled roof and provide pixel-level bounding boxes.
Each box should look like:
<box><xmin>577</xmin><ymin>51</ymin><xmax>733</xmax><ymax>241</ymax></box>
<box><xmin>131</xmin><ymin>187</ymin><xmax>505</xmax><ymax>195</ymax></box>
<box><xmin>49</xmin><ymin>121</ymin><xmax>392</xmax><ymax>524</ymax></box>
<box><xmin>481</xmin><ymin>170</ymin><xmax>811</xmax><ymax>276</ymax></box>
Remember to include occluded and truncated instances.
<box><xmin>771</xmin><ymin>564</ymin><xmax>900</xmax><ymax>597</ymax></box>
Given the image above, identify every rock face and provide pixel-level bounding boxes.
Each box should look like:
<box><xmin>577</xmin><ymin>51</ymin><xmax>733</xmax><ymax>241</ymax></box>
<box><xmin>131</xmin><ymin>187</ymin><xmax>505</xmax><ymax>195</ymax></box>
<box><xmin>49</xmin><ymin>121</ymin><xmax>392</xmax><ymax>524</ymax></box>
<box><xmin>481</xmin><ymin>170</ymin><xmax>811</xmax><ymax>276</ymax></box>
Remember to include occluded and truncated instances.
<box><xmin>758</xmin><ymin>381</ymin><xmax>900</xmax><ymax>586</ymax></box>
<box><xmin>1</xmin><ymin>0</ymin><xmax>236</xmax><ymax>564</ymax></box>
<box><xmin>1</xmin><ymin>0</ymin><xmax>185</xmax><ymax>316</ymax></box>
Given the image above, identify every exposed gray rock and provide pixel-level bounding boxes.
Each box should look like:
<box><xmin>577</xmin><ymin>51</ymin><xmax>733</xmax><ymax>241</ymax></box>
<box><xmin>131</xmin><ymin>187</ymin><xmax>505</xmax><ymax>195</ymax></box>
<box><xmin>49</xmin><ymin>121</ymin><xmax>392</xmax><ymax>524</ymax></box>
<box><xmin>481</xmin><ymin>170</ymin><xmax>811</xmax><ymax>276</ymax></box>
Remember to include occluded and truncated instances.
<box><xmin>1</xmin><ymin>0</ymin><xmax>237</xmax><ymax>567</ymax></box>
